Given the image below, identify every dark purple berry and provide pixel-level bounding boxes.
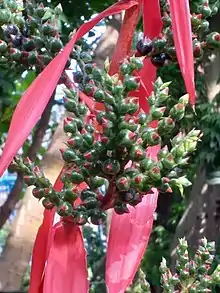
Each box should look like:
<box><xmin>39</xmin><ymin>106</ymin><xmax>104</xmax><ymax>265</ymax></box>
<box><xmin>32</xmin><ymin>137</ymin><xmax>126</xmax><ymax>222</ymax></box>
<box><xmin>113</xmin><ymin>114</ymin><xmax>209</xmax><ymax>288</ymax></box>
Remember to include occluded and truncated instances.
<box><xmin>21</xmin><ymin>26</ymin><xmax>29</xmax><ymax>37</ymax></box>
<box><xmin>4</xmin><ymin>24</ymin><xmax>19</xmax><ymax>38</ymax></box>
<box><xmin>151</xmin><ymin>53</ymin><xmax>169</xmax><ymax>67</ymax></box>
<box><xmin>136</xmin><ymin>37</ymin><xmax>153</xmax><ymax>56</ymax></box>
<box><xmin>11</xmin><ymin>34</ymin><xmax>23</xmax><ymax>48</ymax></box>
<box><xmin>73</xmin><ymin>71</ymin><xmax>83</xmax><ymax>83</ymax></box>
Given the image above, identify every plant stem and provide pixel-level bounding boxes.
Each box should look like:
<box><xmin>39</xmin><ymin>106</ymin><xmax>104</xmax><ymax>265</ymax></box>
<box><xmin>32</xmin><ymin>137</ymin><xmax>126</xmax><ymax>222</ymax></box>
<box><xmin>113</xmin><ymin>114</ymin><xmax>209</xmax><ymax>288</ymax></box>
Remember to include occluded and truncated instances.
<box><xmin>0</xmin><ymin>91</ymin><xmax>55</xmax><ymax>229</ymax></box>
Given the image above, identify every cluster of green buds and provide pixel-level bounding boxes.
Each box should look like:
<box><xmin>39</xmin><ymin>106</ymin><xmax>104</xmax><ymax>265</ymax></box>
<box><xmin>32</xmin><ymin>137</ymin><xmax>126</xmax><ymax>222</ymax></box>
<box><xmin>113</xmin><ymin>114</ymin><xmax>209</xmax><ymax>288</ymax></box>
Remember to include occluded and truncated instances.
<box><xmin>11</xmin><ymin>53</ymin><xmax>201</xmax><ymax>225</ymax></box>
<box><xmin>160</xmin><ymin>238</ymin><xmax>220</xmax><ymax>292</ymax></box>
<box><xmin>136</xmin><ymin>0</ymin><xmax>220</xmax><ymax>67</ymax></box>
<box><xmin>0</xmin><ymin>0</ymin><xmax>70</xmax><ymax>70</ymax></box>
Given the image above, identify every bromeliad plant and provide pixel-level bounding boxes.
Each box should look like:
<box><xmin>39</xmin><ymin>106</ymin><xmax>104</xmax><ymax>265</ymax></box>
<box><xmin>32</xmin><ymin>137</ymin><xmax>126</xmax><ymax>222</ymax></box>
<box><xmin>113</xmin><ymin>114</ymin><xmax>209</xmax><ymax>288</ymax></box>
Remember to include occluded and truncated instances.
<box><xmin>11</xmin><ymin>54</ymin><xmax>201</xmax><ymax>223</ymax></box>
<box><xmin>0</xmin><ymin>0</ymin><xmax>219</xmax><ymax>292</ymax></box>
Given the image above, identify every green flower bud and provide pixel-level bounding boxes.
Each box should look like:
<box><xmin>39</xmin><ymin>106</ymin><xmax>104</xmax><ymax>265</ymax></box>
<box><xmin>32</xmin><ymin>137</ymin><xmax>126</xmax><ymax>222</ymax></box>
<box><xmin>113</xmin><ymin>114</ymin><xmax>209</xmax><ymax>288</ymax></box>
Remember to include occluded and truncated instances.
<box><xmin>150</xmin><ymin>106</ymin><xmax>166</xmax><ymax>120</ymax></box>
<box><xmin>118</xmin><ymin>118</ymin><xmax>138</xmax><ymax>132</ymax></box>
<box><xmin>157</xmin><ymin>88</ymin><xmax>170</xmax><ymax>103</ymax></box>
<box><xmin>134</xmin><ymin>174</ymin><xmax>151</xmax><ymax>193</ymax></box>
<box><xmin>67</xmin><ymin>135</ymin><xmax>83</xmax><ymax>149</ymax></box>
<box><xmin>162</xmin><ymin>12</ymin><xmax>171</xmax><ymax>27</ymax></box>
<box><xmin>171</xmin><ymin>144</ymin><xmax>186</xmax><ymax>158</ymax></box>
<box><xmin>123</xmin><ymin>168</ymin><xmax>140</xmax><ymax>177</ymax></box>
<box><xmin>120</xmin><ymin>63</ymin><xmax>130</xmax><ymax>75</ymax></box>
<box><xmin>93</xmin><ymin>89</ymin><xmax>105</xmax><ymax>102</ymax></box>
<box><xmin>200</xmin><ymin>20</ymin><xmax>209</xmax><ymax>32</ymax></box>
<box><xmin>102</xmin><ymin>159</ymin><xmax>120</xmax><ymax>175</ymax></box>
<box><xmin>28</xmin><ymin>51</ymin><xmax>38</xmax><ymax>65</ymax></box>
<box><xmin>80</xmin><ymin>189</ymin><xmax>96</xmax><ymax>201</ymax></box>
<box><xmin>6</xmin><ymin>0</ymin><xmax>18</xmax><ymax>11</ymax></box>
<box><xmin>35</xmin><ymin>3</ymin><xmax>45</xmax><ymax>18</ymax></box>
<box><xmin>78</xmin><ymin>102</ymin><xmax>87</xmax><ymax>116</ymax></box>
<box><xmin>130</xmin><ymin>145</ymin><xmax>146</xmax><ymax>161</ymax></box>
<box><xmin>157</xmin><ymin>146</ymin><xmax>169</xmax><ymax>160</ymax></box>
<box><xmin>27</xmin><ymin>16</ymin><xmax>38</xmax><ymax>29</ymax></box>
<box><xmin>84</xmin><ymin>149</ymin><xmax>98</xmax><ymax>162</ymax></box>
<box><xmin>189</xmin><ymin>285</ymin><xmax>198</xmax><ymax>293</ymax></box>
<box><xmin>83</xmin><ymin>82</ymin><xmax>94</xmax><ymax>95</ymax></box>
<box><xmin>61</xmin><ymin>149</ymin><xmax>77</xmax><ymax>162</ymax></box>
<box><xmin>73</xmin><ymin>211</ymin><xmax>88</xmax><ymax>225</ymax></box>
<box><xmin>191</xmin><ymin>13</ymin><xmax>202</xmax><ymax>27</ymax></box>
<box><xmin>140</xmin><ymin>158</ymin><xmax>155</xmax><ymax>171</ymax></box>
<box><xmin>57</xmin><ymin>201</ymin><xmax>72</xmax><ymax>217</ymax></box>
<box><xmin>83</xmin><ymin>197</ymin><xmax>99</xmax><ymax>209</ymax></box>
<box><xmin>90</xmin><ymin>209</ymin><xmax>106</xmax><ymax>225</ymax></box>
<box><xmin>80</xmin><ymin>51</ymin><xmax>92</xmax><ymax>63</ymax></box>
<box><xmin>142</xmin><ymin>129</ymin><xmax>161</xmax><ymax>146</ymax></box>
<box><xmin>197</xmin><ymin>264</ymin><xmax>207</xmax><ymax>275</ymax></box>
<box><xmin>23</xmin><ymin>175</ymin><xmax>36</xmax><ymax>185</ymax></box>
<box><xmin>0</xmin><ymin>9</ymin><xmax>12</xmax><ymax>25</ymax></box>
<box><xmin>116</xmin><ymin>175</ymin><xmax>130</xmax><ymax>191</ymax></box>
<box><xmin>64</xmin><ymin>189</ymin><xmax>78</xmax><ymax>203</ymax></box>
<box><xmin>148</xmin><ymin>166</ymin><xmax>161</xmax><ymax>181</ymax></box>
<box><xmin>162</xmin><ymin>153</ymin><xmax>176</xmax><ymax>169</ymax></box>
<box><xmin>171</xmin><ymin>133</ymin><xmax>183</xmax><ymax>147</ymax></box>
<box><xmin>9</xmin><ymin>48</ymin><xmax>22</xmax><ymax>60</ymax></box>
<box><xmin>103</xmin><ymin>93</ymin><xmax>115</xmax><ymax>106</ymax></box>
<box><xmin>0</xmin><ymin>40</ymin><xmax>7</xmax><ymax>53</ymax></box>
<box><xmin>63</xmin><ymin>118</ymin><xmax>77</xmax><ymax>134</ymax></box>
<box><xmin>179</xmin><ymin>94</ymin><xmax>189</xmax><ymax>105</ymax></box>
<box><xmin>40</xmin><ymin>54</ymin><xmax>52</xmax><ymax>65</ymax></box>
<box><xmin>112</xmin><ymin>83</ymin><xmax>124</xmax><ymax>96</ymax></box>
<box><xmin>130</xmin><ymin>57</ymin><xmax>143</xmax><ymax>70</ymax></box>
<box><xmin>206</xmin><ymin>32</ymin><xmax>220</xmax><ymax>48</ymax></box>
<box><xmin>84</xmin><ymin>63</ymin><xmax>93</xmax><ymax>74</ymax></box>
<box><xmin>117</xmin><ymin>129</ymin><xmax>137</xmax><ymax>148</ymax></box>
<box><xmin>82</xmin><ymin>132</ymin><xmax>94</xmax><ymax>146</ymax></box>
<box><xmin>193</xmin><ymin>39</ymin><xmax>204</xmax><ymax>58</ymax></box>
<box><xmin>13</xmin><ymin>15</ymin><xmax>25</xmax><ymax>27</ymax></box>
<box><xmin>42</xmin><ymin>21</ymin><xmax>55</xmax><ymax>35</ymax></box>
<box><xmin>152</xmin><ymin>34</ymin><xmax>167</xmax><ymax>50</ymax></box>
<box><xmin>49</xmin><ymin>37</ymin><xmax>63</xmax><ymax>52</ymax></box>
<box><xmin>32</xmin><ymin>187</ymin><xmax>46</xmax><ymax>199</ymax></box>
<box><xmin>92</xmin><ymin>67</ymin><xmax>102</xmax><ymax>82</ymax></box>
<box><xmin>184</xmin><ymin>139</ymin><xmax>198</xmax><ymax>153</ymax></box>
<box><xmin>199</xmin><ymin>4</ymin><xmax>212</xmax><ymax>17</ymax></box>
<box><xmin>169</xmin><ymin>103</ymin><xmax>185</xmax><ymax>121</ymax></box>
<box><xmin>42</xmin><ymin>198</ymin><xmax>55</xmax><ymax>209</ymax></box>
<box><xmin>158</xmin><ymin>117</ymin><xmax>175</xmax><ymax>134</ymax></box>
<box><xmin>23</xmin><ymin>38</ymin><xmax>36</xmax><ymax>51</ymax></box>
<box><xmin>70</xmin><ymin>171</ymin><xmax>84</xmax><ymax>184</ymax></box>
<box><xmin>124</xmin><ymin>74</ymin><xmax>140</xmax><ymax>91</ymax></box>
<box><xmin>90</xmin><ymin>176</ymin><xmax>105</xmax><ymax>189</ymax></box>
<box><xmin>170</xmin><ymin>274</ymin><xmax>180</xmax><ymax>286</ymax></box>
<box><xmin>180</xmin><ymin>268</ymin><xmax>190</xmax><ymax>280</ymax></box>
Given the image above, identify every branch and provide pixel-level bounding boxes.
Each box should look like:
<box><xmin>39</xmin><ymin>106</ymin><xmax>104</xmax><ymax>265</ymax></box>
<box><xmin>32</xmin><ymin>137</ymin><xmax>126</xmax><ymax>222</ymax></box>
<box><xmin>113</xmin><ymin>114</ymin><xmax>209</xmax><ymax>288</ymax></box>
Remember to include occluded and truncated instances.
<box><xmin>0</xmin><ymin>92</ymin><xmax>55</xmax><ymax>229</ymax></box>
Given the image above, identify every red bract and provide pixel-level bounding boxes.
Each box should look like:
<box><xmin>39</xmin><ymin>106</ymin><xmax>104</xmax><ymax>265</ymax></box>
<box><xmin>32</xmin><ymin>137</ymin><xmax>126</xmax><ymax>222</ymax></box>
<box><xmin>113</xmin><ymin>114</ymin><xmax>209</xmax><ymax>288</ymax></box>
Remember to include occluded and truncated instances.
<box><xmin>169</xmin><ymin>0</ymin><xmax>196</xmax><ymax>105</ymax></box>
<box><xmin>106</xmin><ymin>190</ymin><xmax>158</xmax><ymax>293</ymax></box>
<box><xmin>0</xmin><ymin>0</ymin><xmax>195</xmax><ymax>292</ymax></box>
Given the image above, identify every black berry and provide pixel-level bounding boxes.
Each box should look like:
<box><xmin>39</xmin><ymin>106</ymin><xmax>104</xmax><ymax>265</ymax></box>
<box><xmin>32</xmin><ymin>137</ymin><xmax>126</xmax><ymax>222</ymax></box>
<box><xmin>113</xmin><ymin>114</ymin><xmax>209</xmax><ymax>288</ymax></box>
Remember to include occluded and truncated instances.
<box><xmin>136</xmin><ymin>37</ymin><xmax>153</xmax><ymax>56</ymax></box>
<box><xmin>4</xmin><ymin>24</ymin><xmax>19</xmax><ymax>38</ymax></box>
<box><xmin>151</xmin><ymin>53</ymin><xmax>169</xmax><ymax>67</ymax></box>
<box><xmin>73</xmin><ymin>71</ymin><xmax>83</xmax><ymax>83</ymax></box>
<box><xmin>11</xmin><ymin>34</ymin><xmax>23</xmax><ymax>48</ymax></box>
<box><xmin>21</xmin><ymin>26</ymin><xmax>29</xmax><ymax>37</ymax></box>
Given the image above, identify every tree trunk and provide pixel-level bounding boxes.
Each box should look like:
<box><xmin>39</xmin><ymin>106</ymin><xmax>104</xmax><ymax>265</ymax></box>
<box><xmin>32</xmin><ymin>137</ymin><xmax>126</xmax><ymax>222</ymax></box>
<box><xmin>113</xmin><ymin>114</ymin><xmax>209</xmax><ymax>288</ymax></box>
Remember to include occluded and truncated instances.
<box><xmin>0</xmin><ymin>14</ymin><xmax>122</xmax><ymax>291</ymax></box>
